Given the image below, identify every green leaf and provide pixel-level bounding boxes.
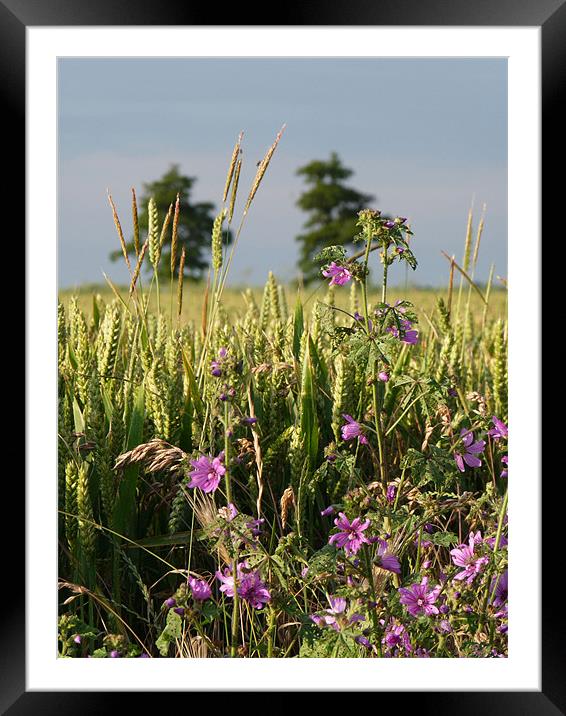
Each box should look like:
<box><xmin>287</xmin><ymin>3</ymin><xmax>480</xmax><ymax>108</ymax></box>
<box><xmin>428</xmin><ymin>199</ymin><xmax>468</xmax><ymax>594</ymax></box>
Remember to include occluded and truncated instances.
<box><xmin>428</xmin><ymin>531</ymin><xmax>459</xmax><ymax>548</ymax></box>
<box><xmin>155</xmin><ymin>609</ymin><xmax>183</xmax><ymax>656</ymax></box>
<box><xmin>72</xmin><ymin>397</ymin><xmax>85</xmax><ymax>434</ymax></box>
<box><xmin>112</xmin><ymin>384</ymin><xmax>144</xmax><ymax>538</ymax></box>
<box><xmin>180</xmin><ymin>348</ymin><xmax>204</xmax><ymax>423</ymax></box>
<box><xmin>300</xmin><ymin>337</ymin><xmax>319</xmax><ymax>466</ymax></box>
<box><xmin>125</xmin><ymin>530</ymin><xmax>198</xmax><ymax>549</ymax></box>
<box><xmin>92</xmin><ymin>294</ymin><xmax>101</xmax><ymax>330</ymax></box>
<box><xmin>308</xmin><ymin>544</ymin><xmax>338</xmax><ymax>575</ymax></box>
<box><xmin>292</xmin><ymin>294</ymin><xmax>304</xmax><ymax>360</ymax></box>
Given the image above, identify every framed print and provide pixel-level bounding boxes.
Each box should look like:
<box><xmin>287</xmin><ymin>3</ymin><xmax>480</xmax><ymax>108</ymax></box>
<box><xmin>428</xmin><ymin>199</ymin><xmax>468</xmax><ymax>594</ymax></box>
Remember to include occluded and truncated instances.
<box><xmin>9</xmin><ymin>0</ymin><xmax>557</xmax><ymax>710</ymax></box>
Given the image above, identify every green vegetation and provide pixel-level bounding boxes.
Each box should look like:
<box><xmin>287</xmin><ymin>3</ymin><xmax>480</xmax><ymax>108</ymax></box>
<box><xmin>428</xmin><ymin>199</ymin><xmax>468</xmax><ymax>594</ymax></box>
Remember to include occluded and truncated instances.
<box><xmin>58</xmin><ymin>129</ymin><xmax>507</xmax><ymax>659</ymax></box>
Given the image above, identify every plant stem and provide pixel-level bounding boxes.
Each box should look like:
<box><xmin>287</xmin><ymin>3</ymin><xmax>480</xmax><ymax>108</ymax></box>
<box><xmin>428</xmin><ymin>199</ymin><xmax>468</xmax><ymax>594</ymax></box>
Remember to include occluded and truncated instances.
<box><xmin>155</xmin><ymin>270</ymin><xmax>161</xmax><ymax>315</ymax></box>
<box><xmin>360</xmin><ymin>229</ymin><xmax>388</xmax><ymax>491</ymax></box>
<box><xmin>479</xmin><ymin>488</ymin><xmax>508</xmax><ymax>635</ymax></box>
<box><xmin>223</xmin><ymin>400</ymin><xmax>239</xmax><ymax>657</ymax></box>
<box><xmin>382</xmin><ymin>247</ymin><xmax>389</xmax><ymax>305</ymax></box>
<box><xmin>362</xmin><ymin>545</ymin><xmax>381</xmax><ymax>643</ymax></box>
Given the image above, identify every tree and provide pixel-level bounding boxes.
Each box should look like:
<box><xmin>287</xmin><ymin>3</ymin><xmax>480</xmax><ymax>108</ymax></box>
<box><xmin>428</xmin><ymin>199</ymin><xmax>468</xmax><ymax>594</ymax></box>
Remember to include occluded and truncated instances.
<box><xmin>111</xmin><ymin>164</ymin><xmax>230</xmax><ymax>278</ymax></box>
<box><xmin>295</xmin><ymin>153</ymin><xmax>374</xmax><ymax>282</ymax></box>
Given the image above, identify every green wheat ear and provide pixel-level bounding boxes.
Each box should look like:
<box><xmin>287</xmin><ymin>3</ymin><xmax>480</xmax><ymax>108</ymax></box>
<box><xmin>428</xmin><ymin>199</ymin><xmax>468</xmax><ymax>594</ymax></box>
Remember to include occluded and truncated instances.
<box><xmin>76</xmin><ymin>462</ymin><xmax>96</xmax><ymax>561</ymax></box>
<box><xmin>211</xmin><ymin>209</ymin><xmax>227</xmax><ymax>271</ymax></box>
<box><xmin>147</xmin><ymin>197</ymin><xmax>160</xmax><ymax>270</ymax></box>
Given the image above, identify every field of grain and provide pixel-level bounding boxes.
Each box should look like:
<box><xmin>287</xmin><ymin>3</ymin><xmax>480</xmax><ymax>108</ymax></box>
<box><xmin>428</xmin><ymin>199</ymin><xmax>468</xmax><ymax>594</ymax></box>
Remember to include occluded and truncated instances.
<box><xmin>58</xmin><ymin>134</ymin><xmax>507</xmax><ymax>659</ymax></box>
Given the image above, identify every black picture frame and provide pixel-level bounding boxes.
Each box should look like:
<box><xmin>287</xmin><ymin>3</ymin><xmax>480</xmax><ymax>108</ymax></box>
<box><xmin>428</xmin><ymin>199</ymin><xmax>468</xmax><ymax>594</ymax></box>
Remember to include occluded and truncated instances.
<box><xmin>10</xmin><ymin>0</ymin><xmax>555</xmax><ymax>710</ymax></box>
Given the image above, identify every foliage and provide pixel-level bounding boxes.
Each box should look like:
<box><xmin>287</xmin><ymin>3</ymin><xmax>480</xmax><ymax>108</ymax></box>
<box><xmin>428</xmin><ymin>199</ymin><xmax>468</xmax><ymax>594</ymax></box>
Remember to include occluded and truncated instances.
<box><xmin>110</xmin><ymin>164</ymin><xmax>232</xmax><ymax>278</ymax></box>
<box><xmin>295</xmin><ymin>153</ymin><xmax>374</xmax><ymax>281</ymax></box>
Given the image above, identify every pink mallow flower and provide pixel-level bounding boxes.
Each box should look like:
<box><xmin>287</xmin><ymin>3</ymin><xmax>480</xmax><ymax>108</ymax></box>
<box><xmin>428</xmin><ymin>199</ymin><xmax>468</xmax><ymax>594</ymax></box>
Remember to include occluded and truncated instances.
<box><xmin>381</xmin><ymin>618</ymin><xmax>413</xmax><ymax>657</ymax></box>
<box><xmin>310</xmin><ymin>596</ymin><xmax>364</xmax><ymax>632</ymax></box>
<box><xmin>387</xmin><ymin>319</ymin><xmax>418</xmax><ymax>345</ymax></box>
<box><xmin>450</xmin><ymin>533</ymin><xmax>489</xmax><ymax>585</ymax></box>
<box><xmin>187</xmin><ymin>452</ymin><xmax>226</xmax><ymax>493</ymax></box>
<box><xmin>329</xmin><ymin>512</ymin><xmax>371</xmax><ymax>556</ymax></box>
<box><xmin>188</xmin><ymin>576</ymin><xmax>212</xmax><ymax>601</ymax></box>
<box><xmin>238</xmin><ymin>571</ymin><xmax>271</xmax><ymax>609</ymax></box>
<box><xmin>322</xmin><ymin>262</ymin><xmax>352</xmax><ymax>286</ymax></box>
<box><xmin>341</xmin><ymin>414</ymin><xmax>368</xmax><ymax>445</ymax></box>
<box><xmin>216</xmin><ymin>562</ymin><xmax>270</xmax><ymax>609</ymax></box>
<box><xmin>215</xmin><ymin>561</ymin><xmax>249</xmax><ymax>598</ymax></box>
<box><xmin>398</xmin><ymin>577</ymin><xmax>441</xmax><ymax>617</ymax></box>
<box><xmin>488</xmin><ymin>416</ymin><xmax>508</xmax><ymax>441</ymax></box>
<box><xmin>373</xmin><ymin>538</ymin><xmax>401</xmax><ymax>574</ymax></box>
<box><xmin>454</xmin><ymin>428</ymin><xmax>485</xmax><ymax>472</ymax></box>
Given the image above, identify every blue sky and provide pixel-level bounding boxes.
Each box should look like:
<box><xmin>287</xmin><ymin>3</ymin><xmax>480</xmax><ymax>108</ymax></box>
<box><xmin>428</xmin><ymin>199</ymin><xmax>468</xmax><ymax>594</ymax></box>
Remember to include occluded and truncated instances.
<box><xmin>58</xmin><ymin>57</ymin><xmax>507</xmax><ymax>288</ymax></box>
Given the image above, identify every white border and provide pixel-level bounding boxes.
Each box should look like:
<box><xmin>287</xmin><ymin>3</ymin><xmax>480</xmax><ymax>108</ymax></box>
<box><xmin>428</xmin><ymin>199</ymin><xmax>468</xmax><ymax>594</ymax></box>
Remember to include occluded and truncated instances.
<box><xmin>27</xmin><ymin>26</ymin><xmax>540</xmax><ymax>691</ymax></box>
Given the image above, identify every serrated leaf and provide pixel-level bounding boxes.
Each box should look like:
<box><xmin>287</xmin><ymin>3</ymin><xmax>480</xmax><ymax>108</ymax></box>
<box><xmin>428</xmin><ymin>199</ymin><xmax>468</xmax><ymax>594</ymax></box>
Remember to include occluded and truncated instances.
<box><xmin>429</xmin><ymin>531</ymin><xmax>459</xmax><ymax>547</ymax></box>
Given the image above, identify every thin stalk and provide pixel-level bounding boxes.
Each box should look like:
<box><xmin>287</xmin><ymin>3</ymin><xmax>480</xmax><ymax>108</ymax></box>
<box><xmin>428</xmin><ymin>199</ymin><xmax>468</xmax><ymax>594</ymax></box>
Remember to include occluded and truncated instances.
<box><xmin>360</xmin><ymin>231</ymin><xmax>387</xmax><ymax>488</ymax></box>
<box><xmin>154</xmin><ymin>270</ymin><xmax>161</xmax><ymax>316</ymax></box>
<box><xmin>362</xmin><ymin>546</ymin><xmax>381</xmax><ymax>641</ymax></box>
<box><xmin>223</xmin><ymin>400</ymin><xmax>239</xmax><ymax>658</ymax></box>
<box><xmin>479</xmin><ymin>488</ymin><xmax>508</xmax><ymax>633</ymax></box>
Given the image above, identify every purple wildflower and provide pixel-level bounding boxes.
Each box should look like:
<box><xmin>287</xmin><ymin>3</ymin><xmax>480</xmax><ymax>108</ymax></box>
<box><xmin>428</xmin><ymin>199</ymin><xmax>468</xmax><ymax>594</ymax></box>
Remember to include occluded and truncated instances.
<box><xmin>73</xmin><ymin>634</ymin><xmax>82</xmax><ymax>644</ymax></box>
<box><xmin>188</xmin><ymin>576</ymin><xmax>212</xmax><ymax>601</ymax></box>
<box><xmin>216</xmin><ymin>561</ymin><xmax>249</xmax><ymax>598</ymax></box>
<box><xmin>395</xmin><ymin>217</ymin><xmax>407</xmax><ymax>225</ymax></box>
<box><xmin>311</xmin><ymin>596</ymin><xmax>364</xmax><ymax>632</ymax></box>
<box><xmin>320</xmin><ymin>505</ymin><xmax>335</xmax><ymax>517</ymax></box>
<box><xmin>490</xmin><ymin>570</ymin><xmax>508</xmax><ymax>608</ymax></box>
<box><xmin>110</xmin><ymin>650</ymin><xmax>121</xmax><ymax>658</ymax></box>
<box><xmin>382</xmin><ymin>618</ymin><xmax>412</xmax><ymax>657</ymax></box>
<box><xmin>322</xmin><ymin>262</ymin><xmax>352</xmax><ymax>286</ymax></box>
<box><xmin>164</xmin><ymin>597</ymin><xmax>176</xmax><ymax>609</ymax></box>
<box><xmin>238</xmin><ymin>571</ymin><xmax>271</xmax><ymax>609</ymax></box>
<box><xmin>384</xmin><ymin>220</ymin><xmax>396</xmax><ymax>229</ymax></box>
<box><xmin>187</xmin><ymin>452</ymin><xmax>226</xmax><ymax>493</ymax></box>
<box><xmin>138</xmin><ymin>653</ymin><xmax>150</xmax><ymax>658</ymax></box>
<box><xmin>398</xmin><ymin>577</ymin><xmax>441</xmax><ymax>617</ymax></box>
<box><xmin>485</xmin><ymin>533</ymin><xmax>508</xmax><ymax>550</ymax></box>
<box><xmin>340</xmin><ymin>414</ymin><xmax>368</xmax><ymax>445</ymax></box>
<box><xmin>454</xmin><ymin>428</ymin><xmax>486</xmax><ymax>472</ymax></box>
<box><xmin>501</xmin><ymin>455</ymin><xmax>508</xmax><ymax>479</ymax></box>
<box><xmin>386</xmin><ymin>483</ymin><xmax>397</xmax><ymax>504</ymax></box>
<box><xmin>329</xmin><ymin>512</ymin><xmax>371</xmax><ymax>555</ymax></box>
<box><xmin>355</xmin><ymin>635</ymin><xmax>372</xmax><ymax>649</ymax></box>
<box><xmin>374</xmin><ymin>538</ymin><xmax>401</xmax><ymax>574</ymax></box>
<box><xmin>246</xmin><ymin>518</ymin><xmax>265</xmax><ymax>537</ymax></box>
<box><xmin>415</xmin><ymin>647</ymin><xmax>431</xmax><ymax>658</ymax></box>
<box><xmin>488</xmin><ymin>416</ymin><xmax>508</xmax><ymax>441</ymax></box>
<box><xmin>210</xmin><ymin>347</ymin><xmax>229</xmax><ymax>377</ymax></box>
<box><xmin>378</xmin><ymin>370</ymin><xmax>390</xmax><ymax>382</ymax></box>
<box><xmin>242</xmin><ymin>416</ymin><xmax>258</xmax><ymax>425</ymax></box>
<box><xmin>387</xmin><ymin>319</ymin><xmax>418</xmax><ymax>345</ymax></box>
<box><xmin>450</xmin><ymin>533</ymin><xmax>489</xmax><ymax>584</ymax></box>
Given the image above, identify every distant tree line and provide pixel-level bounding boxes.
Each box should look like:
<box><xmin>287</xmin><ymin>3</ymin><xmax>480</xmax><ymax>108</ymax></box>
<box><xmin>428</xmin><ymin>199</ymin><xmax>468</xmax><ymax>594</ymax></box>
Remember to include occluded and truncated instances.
<box><xmin>111</xmin><ymin>154</ymin><xmax>374</xmax><ymax>283</ymax></box>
